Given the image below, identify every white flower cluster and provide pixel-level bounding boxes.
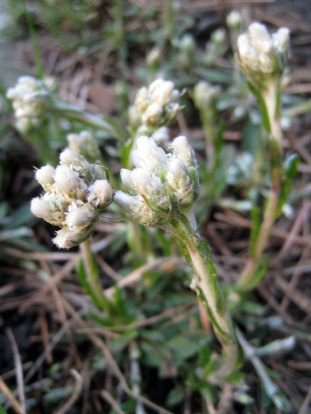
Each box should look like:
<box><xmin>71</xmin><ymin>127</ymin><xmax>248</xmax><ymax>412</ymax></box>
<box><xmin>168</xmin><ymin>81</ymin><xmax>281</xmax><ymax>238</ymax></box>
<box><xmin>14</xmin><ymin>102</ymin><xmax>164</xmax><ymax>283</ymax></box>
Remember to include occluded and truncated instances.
<box><xmin>31</xmin><ymin>149</ymin><xmax>113</xmax><ymax>249</ymax></box>
<box><xmin>6</xmin><ymin>76</ymin><xmax>49</xmax><ymax>120</ymax></box>
<box><xmin>193</xmin><ymin>81</ymin><xmax>221</xmax><ymax>109</ymax></box>
<box><xmin>114</xmin><ymin>135</ymin><xmax>199</xmax><ymax>228</ymax></box>
<box><xmin>134</xmin><ymin>79</ymin><xmax>182</xmax><ymax>127</ymax></box>
<box><xmin>237</xmin><ymin>22</ymin><xmax>290</xmax><ymax>75</ymax></box>
<box><xmin>67</xmin><ymin>130</ymin><xmax>100</xmax><ymax>159</ymax></box>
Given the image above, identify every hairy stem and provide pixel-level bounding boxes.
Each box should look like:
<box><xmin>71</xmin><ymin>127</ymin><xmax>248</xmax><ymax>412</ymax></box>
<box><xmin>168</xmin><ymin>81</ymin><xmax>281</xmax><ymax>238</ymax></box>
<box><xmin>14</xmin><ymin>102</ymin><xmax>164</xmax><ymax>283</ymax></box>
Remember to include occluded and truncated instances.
<box><xmin>80</xmin><ymin>239</ymin><xmax>108</xmax><ymax>309</ymax></box>
<box><xmin>173</xmin><ymin>215</ymin><xmax>241</xmax><ymax>382</ymax></box>
<box><xmin>234</xmin><ymin>79</ymin><xmax>283</xmax><ymax>292</ymax></box>
<box><xmin>200</xmin><ymin>107</ymin><xmax>216</xmax><ymax>172</ymax></box>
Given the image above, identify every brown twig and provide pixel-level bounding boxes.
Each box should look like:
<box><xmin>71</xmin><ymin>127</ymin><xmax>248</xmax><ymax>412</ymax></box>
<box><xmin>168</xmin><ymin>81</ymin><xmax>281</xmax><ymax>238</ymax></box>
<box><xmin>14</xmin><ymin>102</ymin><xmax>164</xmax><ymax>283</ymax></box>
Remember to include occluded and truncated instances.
<box><xmin>0</xmin><ymin>376</ymin><xmax>24</xmax><ymax>414</ymax></box>
<box><xmin>6</xmin><ymin>329</ymin><xmax>26</xmax><ymax>414</ymax></box>
<box><xmin>53</xmin><ymin>370</ymin><xmax>83</xmax><ymax>414</ymax></box>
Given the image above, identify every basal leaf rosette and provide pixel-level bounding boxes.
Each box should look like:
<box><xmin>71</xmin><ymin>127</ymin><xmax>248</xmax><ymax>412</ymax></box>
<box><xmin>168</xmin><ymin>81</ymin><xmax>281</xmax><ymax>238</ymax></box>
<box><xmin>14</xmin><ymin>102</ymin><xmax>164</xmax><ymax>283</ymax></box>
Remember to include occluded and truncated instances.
<box><xmin>114</xmin><ymin>135</ymin><xmax>199</xmax><ymax>230</ymax></box>
<box><xmin>31</xmin><ymin>149</ymin><xmax>114</xmax><ymax>249</ymax></box>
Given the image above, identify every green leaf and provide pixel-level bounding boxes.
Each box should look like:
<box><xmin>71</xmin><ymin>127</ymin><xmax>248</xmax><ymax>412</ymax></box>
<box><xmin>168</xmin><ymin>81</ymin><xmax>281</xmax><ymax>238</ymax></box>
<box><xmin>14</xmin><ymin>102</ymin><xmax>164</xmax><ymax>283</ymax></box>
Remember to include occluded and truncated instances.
<box><xmin>121</xmin><ymin>137</ymin><xmax>134</xmax><ymax>168</ymax></box>
<box><xmin>0</xmin><ymin>403</ymin><xmax>8</xmax><ymax>414</ymax></box>
<box><xmin>166</xmin><ymin>386</ymin><xmax>185</xmax><ymax>406</ymax></box>
<box><xmin>250</xmin><ymin>206</ymin><xmax>261</xmax><ymax>257</ymax></box>
<box><xmin>275</xmin><ymin>153</ymin><xmax>299</xmax><ymax>218</ymax></box>
<box><xmin>240</xmin><ymin>258</ymin><xmax>270</xmax><ymax>292</ymax></box>
<box><xmin>76</xmin><ymin>259</ymin><xmax>110</xmax><ymax>311</ymax></box>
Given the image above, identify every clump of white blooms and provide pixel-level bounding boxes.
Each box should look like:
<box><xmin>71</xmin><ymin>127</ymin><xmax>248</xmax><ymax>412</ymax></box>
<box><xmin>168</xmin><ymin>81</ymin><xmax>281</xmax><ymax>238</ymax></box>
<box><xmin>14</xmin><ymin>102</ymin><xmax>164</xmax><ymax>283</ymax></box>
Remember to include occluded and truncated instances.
<box><xmin>6</xmin><ymin>76</ymin><xmax>50</xmax><ymax>120</ymax></box>
<box><xmin>31</xmin><ymin>149</ymin><xmax>113</xmax><ymax>249</ymax></box>
<box><xmin>114</xmin><ymin>135</ymin><xmax>199</xmax><ymax>228</ymax></box>
<box><xmin>134</xmin><ymin>79</ymin><xmax>182</xmax><ymax>128</ymax></box>
<box><xmin>226</xmin><ymin>10</ymin><xmax>242</xmax><ymax>29</ymax></box>
<box><xmin>236</xmin><ymin>22</ymin><xmax>290</xmax><ymax>77</ymax></box>
<box><xmin>193</xmin><ymin>81</ymin><xmax>221</xmax><ymax>109</ymax></box>
<box><xmin>67</xmin><ymin>130</ymin><xmax>100</xmax><ymax>159</ymax></box>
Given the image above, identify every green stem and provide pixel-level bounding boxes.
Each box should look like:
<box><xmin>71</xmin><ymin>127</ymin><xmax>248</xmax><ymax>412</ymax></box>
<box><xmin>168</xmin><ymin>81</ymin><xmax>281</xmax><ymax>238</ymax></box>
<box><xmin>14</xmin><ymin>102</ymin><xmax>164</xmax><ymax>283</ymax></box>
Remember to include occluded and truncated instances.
<box><xmin>234</xmin><ymin>80</ymin><xmax>283</xmax><ymax>293</ymax></box>
<box><xmin>200</xmin><ymin>107</ymin><xmax>216</xmax><ymax>172</ymax></box>
<box><xmin>80</xmin><ymin>239</ymin><xmax>109</xmax><ymax>309</ymax></box>
<box><xmin>173</xmin><ymin>212</ymin><xmax>241</xmax><ymax>382</ymax></box>
<box><xmin>162</xmin><ymin>0</ymin><xmax>174</xmax><ymax>39</ymax></box>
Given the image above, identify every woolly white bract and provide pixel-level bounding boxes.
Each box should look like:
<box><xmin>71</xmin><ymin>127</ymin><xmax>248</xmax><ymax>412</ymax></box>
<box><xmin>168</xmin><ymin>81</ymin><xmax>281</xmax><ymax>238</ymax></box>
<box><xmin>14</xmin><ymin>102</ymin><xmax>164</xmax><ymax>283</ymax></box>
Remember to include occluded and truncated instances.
<box><xmin>31</xmin><ymin>150</ymin><xmax>113</xmax><ymax>249</ymax></box>
<box><xmin>115</xmin><ymin>135</ymin><xmax>199</xmax><ymax>228</ymax></box>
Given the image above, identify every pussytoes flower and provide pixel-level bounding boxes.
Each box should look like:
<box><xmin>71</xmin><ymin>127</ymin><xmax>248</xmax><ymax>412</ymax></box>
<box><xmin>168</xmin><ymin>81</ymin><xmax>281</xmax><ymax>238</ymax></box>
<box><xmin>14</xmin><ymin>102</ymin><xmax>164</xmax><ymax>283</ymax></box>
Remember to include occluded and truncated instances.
<box><xmin>6</xmin><ymin>76</ymin><xmax>50</xmax><ymax>121</ymax></box>
<box><xmin>114</xmin><ymin>135</ymin><xmax>199</xmax><ymax>228</ymax></box>
<box><xmin>31</xmin><ymin>149</ymin><xmax>113</xmax><ymax>249</ymax></box>
<box><xmin>236</xmin><ymin>22</ymin><xmax>290</xmax><ymax>79</ymax></box>
<box><xmin>134</xmin><ymin>79</ymin><xmax>182</xmax><ymax>127</ymax></box>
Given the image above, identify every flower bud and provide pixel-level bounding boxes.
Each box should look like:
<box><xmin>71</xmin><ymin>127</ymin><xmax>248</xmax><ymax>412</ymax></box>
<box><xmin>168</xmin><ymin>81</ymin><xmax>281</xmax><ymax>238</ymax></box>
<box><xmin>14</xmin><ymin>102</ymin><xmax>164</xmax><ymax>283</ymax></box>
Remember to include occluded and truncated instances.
<box><xmin>236</xmin><ymin>22</ymin><xmax>290</xmax><ymax>78</ymax></box>
<box><xmin>149</xmin><ymin>80</ymin><xmax>174</xmax><ymax>107</ymax></box>
<box><xmin>131</xmin><ymin>168</ymin><xmax>169</xmax><ymax>211</ymax></box>
<box><xmin>67</xmin><ymin>131</ymin><xmax>100</xmax><ymax>158</ymax></box>
<box><xmin>146</xmin><ymin>48</ymin><xmax>161</xmax><ymax>69</ymax></box>
<box><xmin>141</xmin><ymin>102</ymin><xmax>163</xmax><ymax>126</ymax></box>
<box><xmin>31</xmin><ymin>195</ymin><xmax>65</xmax><ymax>224</ymax></box>
<box><xmin>134</xmin><ymin>79</ymin><xmax>182</xmax><ymax>127</ymax></box>
<box><xmin>170</xmin><ymin>136</ymin><xmax>198</xmax><ymax>170</ymax></box>
<box><xmin>131</xmin><ymin>136</ymin><xmax>168</xmax><ymax>174</ymax></box>
<box><xmin>114</xmin><ymin>191</ymin><xmax>152</xmax><ymax>223</ymax></box>
<box><xmin>211</xmin><ymin>28</ymin><xmax>226</xmax><ymax>45</ymax></box>
<box><xmin>65</xmin><ymin>203</ymin><xmax>98</xmax><ymax>231</ymax></box>
<box><xmin>135</xmin><ymin>86</ymin><xmax>148</xmax><ymax>112</ymax></box>
<box><xmin>92</xmin><ymin>163</ymin><xmax>108</xmax><ymax>181</ymax></box>
<box><xmin>60</xmin><ymin>149</ymin><xmax>90</xmax><ymax>175</ymax></box>
<box><xmin>87</xmin><ymin>179</ymin><xmax>114</xmax><ymax>209</ymax></box>
<box><xmin>151</xmin><ymin>126</ymin><xmax>170</xmax><ymax>149</ymax></box>
<box><xmin>30</xmin><ymin>197</ymin><xmax>53</xmax><ymax>221</ymax></box>
<box><xmin>35</xmin><ymin>165</ymin><xmax>54</xmax><ymax>187</ymax></box>
<box><xmin>193</xmin><ymin>81</ymin><xmax>221</xmax><ymax>109</ymax></box>
<box><xmin>120</xmin><ymin>169</ymin><xmax>138</xmax><ymax>195</ymax></box>
<box><xmin>6</xmin><ymin>76</ymin><xmax>49</xmax><ymax>120</ymax></box>
<box><xmin>226</xmin><ymin>10</ymin><xmax>242</xmax><ymax>29</ymax></box>
<box><xmin>54</xmin><ymin>165</ymin><xmax>87</xmax><ymax>201</ymax></box>
<box><xmin>53</xmin><ymin>228</ymin><xmax>92</xmax><ymax>249</ymax></box>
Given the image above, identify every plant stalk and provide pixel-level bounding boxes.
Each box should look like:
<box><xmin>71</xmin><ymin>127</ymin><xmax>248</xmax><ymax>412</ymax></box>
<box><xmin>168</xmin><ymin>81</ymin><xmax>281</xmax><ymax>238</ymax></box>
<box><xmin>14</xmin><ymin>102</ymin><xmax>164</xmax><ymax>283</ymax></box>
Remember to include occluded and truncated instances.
<box><xmin>173</xmin><ymin>212</ymin><xmax>241</xmax><ymax>382</ymax></box>
<box><xmin>234</xmin><ymin>79</ymin><xmax>283</xmax><ymax>292</ymax></box>
<box><xmin>80</xmin><ymin>239</ymin><xmax>108</xmax><ymax>309</ymax></box>
<box><xmin>200</xmin><ymin>108</ymin><xmax>216</xmax><ymax>172</ymax></box>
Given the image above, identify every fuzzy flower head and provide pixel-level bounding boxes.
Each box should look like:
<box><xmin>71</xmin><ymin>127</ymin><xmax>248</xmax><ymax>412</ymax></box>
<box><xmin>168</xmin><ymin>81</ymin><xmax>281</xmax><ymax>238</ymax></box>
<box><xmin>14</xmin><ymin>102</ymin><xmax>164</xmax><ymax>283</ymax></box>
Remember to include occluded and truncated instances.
<box><xmin>135</xmin><ymin>79</ymin><xmax>182</xmax><ymax>127</ymax></box>
<box><xmin>6</xmin><ymin>76</ymin><xmax>50</xmax><ymax>120</ymax></box>
<box><xmin>31</xmin><ymin>149</ymin><xmax>113</xmax><ymax>249</ymax></box>
<box><xmin>115</xmin><ymin>135</ymin><xmax>199</xmax><ymax>228</ymax></box>
<box><xmin>226</xmin><ymin>10</ymin><xmax>242</xmax><ymax>29</ymax></box>
<box><xmin>67</xmin><ymin>131</ymin><xmax>100</xmax><ymax>160</ymax></box>
<box><xmin>193</xmin><ymin>81</ymin><xmax>221</xmax><ymax>109</ymax></box>
<box><xmin>236</xmin><ymin>22</ymin><xmax>290</xmax><ymax>80</ymax></box>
